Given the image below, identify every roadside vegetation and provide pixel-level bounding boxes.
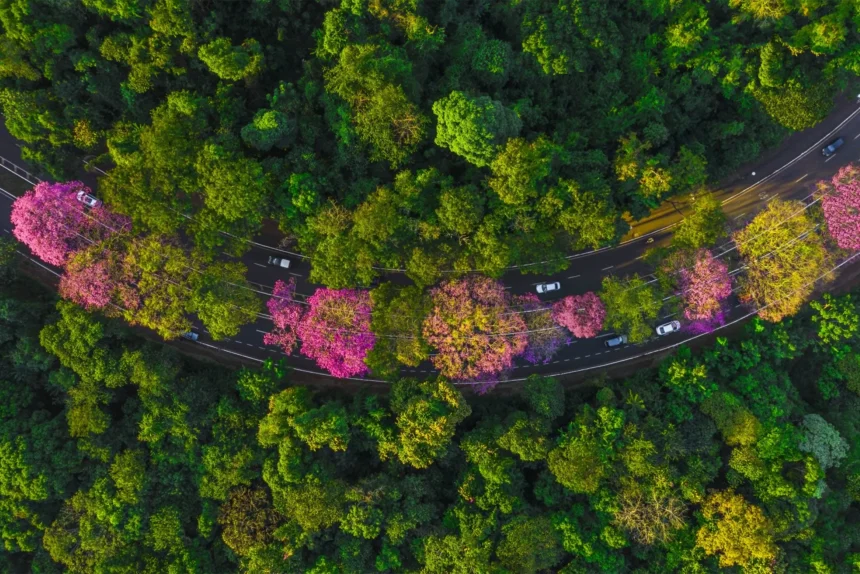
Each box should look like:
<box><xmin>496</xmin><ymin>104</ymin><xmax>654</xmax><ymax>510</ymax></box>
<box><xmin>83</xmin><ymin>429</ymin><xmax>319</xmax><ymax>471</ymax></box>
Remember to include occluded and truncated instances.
<box><xmin>1</xmin><ymin>243</ymin><xmax>860</xmax><ymax>572</ymax></box>
<box><xmin>11</xmin><ymin>164</ymin><xmax>860</xmax><ymax>381</ymax></box>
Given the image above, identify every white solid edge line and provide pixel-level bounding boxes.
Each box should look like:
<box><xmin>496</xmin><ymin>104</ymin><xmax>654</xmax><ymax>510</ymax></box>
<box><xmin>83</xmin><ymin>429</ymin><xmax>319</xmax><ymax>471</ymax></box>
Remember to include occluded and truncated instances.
<box><xmin>455</xmin><ymin>250</ymin><xmax>860</xmax><ymax>386</ymax></box>
<box><xmin>3</xmin><ymin>106</ymin><xmax>858</xmax><ymax>273</ymax></box>
<box><xmin>558</xmin><ymin>107</ymin><xmax>860</xmax><ymax>264</ymax></box>
<box><xmin>15</xmin><ymin>250</ymin><xmax>61</xmax><ymax>277</ymax></box>
<box><xmin>210</xmin><ymin>104</ymin><xmax>860</xmax><ymax>271</ymax></box>
<box><xmin>193</xmin><ymin>232</ymin><xmax>813</xmax><ymax>378</ymax></box>
<box><xmin>194</xmin><ymin>340</ymin><xmax>393</xmax><ymax>384</ymax></box>
<box><xmin>721</xmin><ymin>105</ymin><xmax>860</xmax><ymax>206</ymax></box>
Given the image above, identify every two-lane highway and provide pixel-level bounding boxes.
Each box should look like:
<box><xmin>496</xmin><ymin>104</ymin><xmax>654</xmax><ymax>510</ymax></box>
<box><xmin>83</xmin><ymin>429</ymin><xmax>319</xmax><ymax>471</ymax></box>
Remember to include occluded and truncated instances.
<box><xmin>2</xmin><ymin>96</ymin><xmax>860</xmax><ymax>384</ymax></box>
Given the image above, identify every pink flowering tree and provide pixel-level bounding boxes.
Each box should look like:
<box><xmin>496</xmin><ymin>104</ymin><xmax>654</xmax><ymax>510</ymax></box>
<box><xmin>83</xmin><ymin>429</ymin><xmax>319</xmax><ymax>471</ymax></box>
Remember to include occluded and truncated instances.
<box><xmin>552</xmin><ymin>292</ymin><xmax>606</xmax><ymax>338</ymax></box>
<box><xmin>821</xmin><ymin>163</ymin><xmax>860</xmax><ymax>250</ymax></box>
<box><xmin>263</xmin><ymin>279</ymin><xmax>305</xmax><ymax>354</ymax></box>
<box><xmin>677</xmin><ymin>249</ymin><xmax>732</xmax><ymax>328</ymax></box>
<box><xmin>294</xmin><ymin>287</ymin><xmax>375</xmax><ymax>378</ymax></box>
<box><xmin>59</xmin><ymin>255</ymin><xmax>116</xmax><ymax>310</ymax></box>
<box><xmin>11</xmin><ymin>181</ymin><xmax>129</xmax><ymax>266</ymax></box>
<box><xmin>423</xmin><ymin>276</ymin><xmax>527</xmax><ymax>380</ymax></box>
<box><xmin>517</xmin><ymin>293</ymin><xmax>568</xmax><ymax>364</ymax></box>
<box><xmin>684</xmin><ymin>310</ymin><xmax>727</xmax><ymax>335</ymax></box>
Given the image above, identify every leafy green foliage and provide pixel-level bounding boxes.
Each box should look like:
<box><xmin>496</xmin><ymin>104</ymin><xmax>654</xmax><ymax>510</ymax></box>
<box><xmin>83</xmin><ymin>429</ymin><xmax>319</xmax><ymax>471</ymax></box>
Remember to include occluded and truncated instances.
<box><xmin>735</xmin><ymin>199</ymin><xmax>831</xmax><ymax>322</ymax></box>
<box><xmin>672</xmin><ymin>191</ymin><xmax>726</xmax><ymax>250</ymax></box>
<box><xmin>0</xmin><ymin>236</ymin><xmax>17</xmax><ymax>285</ymax></box>
<box><xmin>2</xmin><ymin>0</ymin><xmax>848</xmax><ymax>281</ymax></box>
<box><xmin>389</xmin><ymin>378</ymin><xmax>471</xmax><ymax>468</ymax></box>
<box><xmin>810</xmin><ymin>293</ymin><xmax>859</xmax><ymax>348</ymax></box>
<box><xmin>432</xmin><ymin>91</ymin><xmax>521</xmax><ymax>167</ymax></box>
<box><xmin>600</xmin><ymin>275</ymin><xmax>663</xmax><ymax>343</ymax></box>
<box><xmin>1</xmin><ymin>0</ymin><xmax>860</xmax><ymax>563</ymax></box>
<box><xmin>3</xmin><ymin>267</ymin><xmax>860</xmax><ymax>571</ymax></box>
<box><xmin>488</xmin><ymin>137</ymin><xmax>553</xmax><ymax>206</ymax></box>
<box><xmin>198</xmin><ymin>38</ymin><xmax>264</xmax><ymax>81</ymax></box>
<box><xmin>798</xmin><ymin>414</ymin><xmax>848</xmax><ymax>471</ymax></box>
<box><xmin>241</xmin><ymin>109</ymin><xmax>293</xmax><ymax>152</ymax></box>
<box><xmin>366</xmin><ymin>284</ymin><xmax>430</xmax><ymax>378</ymax></box>
<box><xmin>695</xmin><ymin>489</ymin><xmax>778</xmax><ymax>568</ymax></box>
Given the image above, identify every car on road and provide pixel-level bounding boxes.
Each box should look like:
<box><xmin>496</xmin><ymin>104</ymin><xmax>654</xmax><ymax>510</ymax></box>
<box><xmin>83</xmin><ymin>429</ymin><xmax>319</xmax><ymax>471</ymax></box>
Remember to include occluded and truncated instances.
<box><xmin>604</xmin><ymin>334</ymin><xmax>628</xmax><ymax>348</ymax></box>
<box><xmin>822</xmin><ymin>138</ymin><xmax>844</xmax><ymax>157</ymax></box>
<box><xmin>268</xmin><ymin>256</ymin><xmax>291</xmax><ymax>269</ymax></box>
<box><xmin>655</xmin><ymin>320</ymin><xmax>681</xmax><ymax>336</ymax></box>
<box><xmin>536</xmin><ymin>281</ymin><xmax>561</xmax><ymax>294</ymax></box>
<box><xmin>76</xmin><ymin>190</ymin><xmax>102</xmax><ymax>208</ymax></box>
<box><xmin>180</xmin><ymin>331</ymin><xmax>199</xmax><ymax>341</ymax></box>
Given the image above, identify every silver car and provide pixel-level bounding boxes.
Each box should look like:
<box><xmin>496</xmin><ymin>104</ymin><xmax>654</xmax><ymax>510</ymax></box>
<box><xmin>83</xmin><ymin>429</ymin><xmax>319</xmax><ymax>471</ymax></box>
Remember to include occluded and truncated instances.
<box><xmin>536</xmin><ymin>281</ymin><xmax>561</xmax><ymax>294</ymax></box>
<box><xmin>180</xmin><ymin>331</ymin><xmax>199</xmax><ymax>341</ymax></box>
<box><xmin>76</xmin><ymin>190</ymin><xmax>102</xmax><ymax>208</ymax></box>
<box><xmin>655</xmin><ymin>320</ymin><xmax>681</xmax><ymax>336</ymax></box>
<box><xmin>268</xmin><ymin>256</ymin><xmax>291</xmax><ymax>269</ymax></box>
<box><xmin>604</xmin><ymin>334</ymin><xmax>628</xmax><ymax>348</ymax></box>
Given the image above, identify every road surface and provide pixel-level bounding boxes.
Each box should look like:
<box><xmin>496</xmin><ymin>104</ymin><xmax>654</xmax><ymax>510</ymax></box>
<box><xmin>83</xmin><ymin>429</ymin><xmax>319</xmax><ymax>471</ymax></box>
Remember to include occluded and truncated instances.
<box><xmin>1</xmin><ymin>96</ymin><xmax>859</xmax><ymax>385</ymax></box>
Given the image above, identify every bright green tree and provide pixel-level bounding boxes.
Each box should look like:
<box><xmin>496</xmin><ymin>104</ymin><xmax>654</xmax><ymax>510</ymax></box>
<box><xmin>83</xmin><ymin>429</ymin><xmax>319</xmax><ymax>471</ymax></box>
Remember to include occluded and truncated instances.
<box><xmin>600</xmin><ymin>275</ymin><xmax>662</xmax><ymax>343</ymax></box>
<box><xmin>432</xmin><ymin>91</ymin><xmax>522</xmax><ymax>167</ymax></box>
<box><xmin>488</xmin><ymin>137</ymin><xmax>553</xmax><ymax>205</ymax></box>
<box><xmin>388</xmin><ymin>378</ymin><xmax>471</xmax><ymax>469</ymax></box>
<box><xmin>366</xmin><ymin>284</ymin><xmax>431</xmax><ymax>378</ymax></box>
<box><xmin>198</xmin><ymin>37</ymin><xmax>264</xmax><ymax>81</ymax></box>
<box><xmin>672</xmin><ymin>191</ymin><xmax>726</xmax><ymax>250</ymax></box>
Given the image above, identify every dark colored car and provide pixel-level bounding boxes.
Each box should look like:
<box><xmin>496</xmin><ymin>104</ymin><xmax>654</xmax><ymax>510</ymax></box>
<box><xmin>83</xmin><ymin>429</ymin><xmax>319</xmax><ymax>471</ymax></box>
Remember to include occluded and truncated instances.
<box><xmin>604</xmin><ymin>334</ymin><xmax>628</xmax><ymax>348</ymax></box>
<box><xmin>822</xmin><ymin>138</ymin><xmax>844</xmax><ymax>157</ymax></box>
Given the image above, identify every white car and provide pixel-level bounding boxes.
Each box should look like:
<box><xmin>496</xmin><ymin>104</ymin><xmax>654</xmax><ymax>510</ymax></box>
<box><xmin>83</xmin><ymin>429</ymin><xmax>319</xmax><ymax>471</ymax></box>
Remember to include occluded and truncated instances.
<box><xmin>180</xmin><ymin>331</ymin><xmax>199</xmax><ymax>341</ymax></box>
<box><xmin>536</xmin><ymin>281</ymin><xmax>561</xmax><ymax>294</ymax></box>
<box><xmin>268</xmin><ymin>256</ymin><xmax>291</xmax><ymax>269</ymax></box>
<box><xmin>76</xmin><ymin>190</ymin><xmax>102</xmax><ymax>208</ymax></box>
<box><xmin>655</xmin><ymin>320</ymin><xmax>681</xmax><ymax>336</ymax></box>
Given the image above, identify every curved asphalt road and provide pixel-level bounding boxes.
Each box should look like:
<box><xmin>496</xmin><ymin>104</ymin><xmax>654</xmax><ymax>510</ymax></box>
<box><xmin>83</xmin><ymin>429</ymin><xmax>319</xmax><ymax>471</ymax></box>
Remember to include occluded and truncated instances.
<box><xmin>2</xmin><ymin>96</ymin><xmax>860</xmax><ymax>384</ymax></box>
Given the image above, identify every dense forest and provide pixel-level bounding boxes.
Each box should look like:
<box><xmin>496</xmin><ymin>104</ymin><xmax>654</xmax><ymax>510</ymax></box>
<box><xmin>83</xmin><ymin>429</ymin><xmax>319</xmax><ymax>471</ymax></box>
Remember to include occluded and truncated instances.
<box><xmin>3</xmin><ymin>2</ymin><xmax>860</xmax><ymax>570</ymax></box>
<box><xmin>2</xmin><ymin>0</ymin><xmax>859</xmax><ymax>284</ymax></box>
<box><xmin>1</xmin><ymin>241</ymin><xmax>860</xmax><ymax>572</ymax></box>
